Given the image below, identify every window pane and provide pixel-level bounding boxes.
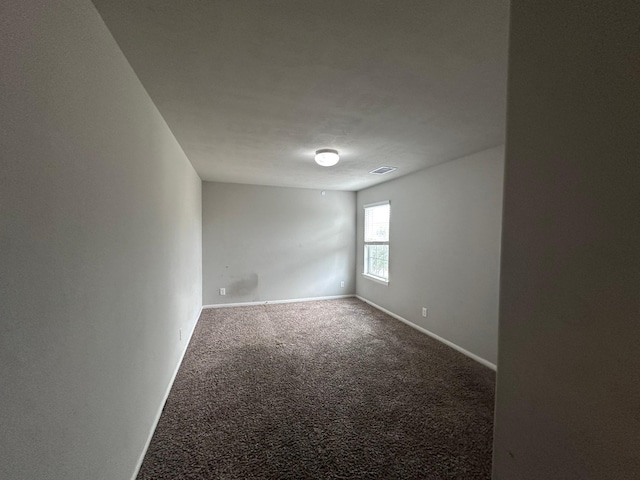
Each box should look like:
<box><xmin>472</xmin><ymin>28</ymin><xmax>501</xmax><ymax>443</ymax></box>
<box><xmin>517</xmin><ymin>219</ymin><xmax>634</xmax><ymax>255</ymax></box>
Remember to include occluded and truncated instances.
<box><xmin>364</xmin><ymin>244</ymin><xmax>389</xmax><ymax>280</ymax></box>
<box><xmin>364</xmin><ymin>204</ymin><xmax>390</xmax><ymax>242</ymax></box>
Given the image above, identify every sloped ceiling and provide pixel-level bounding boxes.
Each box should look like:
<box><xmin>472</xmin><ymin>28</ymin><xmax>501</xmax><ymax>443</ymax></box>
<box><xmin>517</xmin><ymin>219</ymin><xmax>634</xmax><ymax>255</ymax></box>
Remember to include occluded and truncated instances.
<box><xmin>92</xmin><ymin>0</ymin><xmax>509</xmax><ymax>191</ymax></box>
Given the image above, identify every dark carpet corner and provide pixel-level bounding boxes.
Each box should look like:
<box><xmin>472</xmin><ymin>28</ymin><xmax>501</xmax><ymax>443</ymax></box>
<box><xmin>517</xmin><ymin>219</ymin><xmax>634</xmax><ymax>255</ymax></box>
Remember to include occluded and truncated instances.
<box><xmin>137</xmin><ymin>298</ymin><xmax>495</xmax><ymax>479</ymax></box>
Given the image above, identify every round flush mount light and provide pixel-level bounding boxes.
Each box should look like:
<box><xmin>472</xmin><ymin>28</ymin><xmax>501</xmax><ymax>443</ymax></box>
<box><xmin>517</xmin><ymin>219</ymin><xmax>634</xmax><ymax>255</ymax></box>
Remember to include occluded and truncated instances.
<box><xmin>314</xmin><ymin>148</ymin><xmax>340</xmax><ymax>167</ymax></box>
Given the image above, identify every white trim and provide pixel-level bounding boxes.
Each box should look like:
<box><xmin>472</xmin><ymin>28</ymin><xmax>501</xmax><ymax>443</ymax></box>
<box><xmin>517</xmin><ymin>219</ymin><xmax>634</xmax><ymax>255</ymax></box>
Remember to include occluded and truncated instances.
<box><xmin>356</xmin><ymin>295</ymin><xmax>496</xmax><ymax>371</ymax></box>
<box><xmin>363</xmin><ymin>201</ymin><xmax>391</xmax><ymax>283</ymax></box>
<box><xmin>203</xmin><ymin>294</ymin><xmax>355</xmax><ymax>309</ymax></box>
<box><xmin>361</xmin><ymin>273</ymin><xmax>389</xmax><ymax>286</ymax></box>
<box><xmin>130</xmin><ymin>304</ymin><xmax>203</xmax><ymax>480</ymax></box>
<box><xmin>363</xmin><ymin>199</ymin><xmax>390</xmax><ymax>208</ymax></box>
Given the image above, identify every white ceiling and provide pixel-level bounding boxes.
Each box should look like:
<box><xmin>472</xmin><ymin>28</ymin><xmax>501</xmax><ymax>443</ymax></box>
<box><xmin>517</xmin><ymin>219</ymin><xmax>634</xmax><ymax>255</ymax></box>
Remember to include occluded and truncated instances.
<box><xmin>92</xmin><ymin>0</ymin><xmax>509</xmax><ymax>191</ymax></box>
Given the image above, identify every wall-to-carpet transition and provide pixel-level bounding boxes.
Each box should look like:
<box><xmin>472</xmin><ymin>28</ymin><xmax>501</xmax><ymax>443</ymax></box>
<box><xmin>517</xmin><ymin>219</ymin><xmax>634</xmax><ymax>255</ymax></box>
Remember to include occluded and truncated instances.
<box><xmin>137</xmin><ymin>298</ymin><xmax>495</xmax><ymax>479</ymax></box>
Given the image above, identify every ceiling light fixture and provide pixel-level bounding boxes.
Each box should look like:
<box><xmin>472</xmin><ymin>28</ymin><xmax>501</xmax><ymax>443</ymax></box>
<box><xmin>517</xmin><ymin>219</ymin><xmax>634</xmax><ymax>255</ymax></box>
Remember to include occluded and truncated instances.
<box><xmin>315</xmin><ymin>149</ymin><xmax>340</xmax><ymax>167</ymax></box>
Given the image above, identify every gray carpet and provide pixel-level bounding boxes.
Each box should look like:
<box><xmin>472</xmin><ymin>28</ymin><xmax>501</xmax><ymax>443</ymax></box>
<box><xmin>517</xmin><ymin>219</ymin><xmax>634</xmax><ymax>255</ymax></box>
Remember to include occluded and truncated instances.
<box><xmin>137</xmin><ymin>298</ymin><xmax>495</xmax><ymax>479</ymax></box>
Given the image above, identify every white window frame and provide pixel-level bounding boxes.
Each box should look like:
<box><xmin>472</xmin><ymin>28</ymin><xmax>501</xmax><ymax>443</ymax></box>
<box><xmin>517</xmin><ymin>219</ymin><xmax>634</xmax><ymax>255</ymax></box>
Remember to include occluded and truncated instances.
<box><xmin>362</xmin><ymin>200</ymin><xmax>390</xmax><ymax>285</ymax></box>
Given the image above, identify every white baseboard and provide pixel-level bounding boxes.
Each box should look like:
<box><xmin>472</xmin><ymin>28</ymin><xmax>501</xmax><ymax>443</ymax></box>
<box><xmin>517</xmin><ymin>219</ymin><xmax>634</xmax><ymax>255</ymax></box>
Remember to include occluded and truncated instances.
<box><xmin>356</xmin><ymin>295</ymin><xmax>496</xmax><ymax>371</ymax></box>
<box><xmin>202</xmin><ymin>294</ymin><xmax>355</xmax><ymax>310</ymax></box>
<box><xmin>130</xmin><ymin>304</ymin><xmax>203</xmax><ymax>480</ymax></box>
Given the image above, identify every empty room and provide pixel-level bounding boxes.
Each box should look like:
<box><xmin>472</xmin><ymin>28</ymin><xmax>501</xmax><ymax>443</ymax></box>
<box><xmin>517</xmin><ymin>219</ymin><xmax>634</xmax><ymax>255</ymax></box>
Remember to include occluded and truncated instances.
<box><xmin>1</xmin><ymin>1</ymin><xmax>637</xmax><ymax>479</ymax></box>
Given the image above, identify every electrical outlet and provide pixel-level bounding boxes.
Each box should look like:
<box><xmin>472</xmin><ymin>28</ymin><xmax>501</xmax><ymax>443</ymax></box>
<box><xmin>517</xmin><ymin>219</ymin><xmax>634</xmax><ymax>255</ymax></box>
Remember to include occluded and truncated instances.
<box><xmin>179</xmin><ymin>328</ymin><xmax>182</xmax><ymax>341</ymax></box>
<box><xmin>340</xmin><ymin>281</ymin><xmax>345</xmax><ymax>288</ymax></box>
<box><xmin>219</xmin><ymin>288</ymin><xmax>226</xmax><ymax>296</ymax></box>
<box><xmin>422</xmin><ymin>307</ymin><xmax>428</xmax><ymax>318</ymax></box>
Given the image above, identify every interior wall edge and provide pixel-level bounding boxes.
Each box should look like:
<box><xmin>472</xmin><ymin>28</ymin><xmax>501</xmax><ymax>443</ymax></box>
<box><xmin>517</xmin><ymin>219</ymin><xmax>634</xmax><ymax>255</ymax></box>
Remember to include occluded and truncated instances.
<box><xmin>129</xmin><ymin>305</ymin><xmax>204</xmax><ymax>480</ymax></box>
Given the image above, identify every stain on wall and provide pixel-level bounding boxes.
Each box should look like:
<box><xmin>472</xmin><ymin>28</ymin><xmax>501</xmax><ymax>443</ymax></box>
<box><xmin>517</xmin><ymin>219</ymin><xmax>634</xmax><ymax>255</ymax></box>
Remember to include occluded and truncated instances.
<box><xmin>228</xmin><ymin>273</ymin><xmax>259</xmax><ymax>298</ymax></box>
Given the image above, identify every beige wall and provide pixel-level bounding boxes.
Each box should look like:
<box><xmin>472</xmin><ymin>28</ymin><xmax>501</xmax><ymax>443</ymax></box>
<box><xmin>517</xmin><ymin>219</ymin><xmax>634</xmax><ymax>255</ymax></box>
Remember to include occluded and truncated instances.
<box><xmin>0</xmin><ymin>1</ymin><xmax>202</xmax><ymax>479</ymax></box>
<box><xmin>356</xmin><ymin>146</ymin><xmax>504</xmax><ymax>366</ymax></box>
<box><xmin>493</xmin><ymin>1</ymin><xmax>640</xmax><ymax>478</ymax></box>
<box><xmin>202</xmin><ymin>182</ymin><xmax>356</xmax><ymax>305</ymax></box>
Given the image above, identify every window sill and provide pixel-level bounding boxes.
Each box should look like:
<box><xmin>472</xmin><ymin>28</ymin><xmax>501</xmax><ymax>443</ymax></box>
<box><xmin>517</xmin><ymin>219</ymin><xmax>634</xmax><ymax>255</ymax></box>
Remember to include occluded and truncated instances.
<box><xmin>362</xmin><ymin>273</ymin><xmax>389</xmax><ymax>286</ymax></box>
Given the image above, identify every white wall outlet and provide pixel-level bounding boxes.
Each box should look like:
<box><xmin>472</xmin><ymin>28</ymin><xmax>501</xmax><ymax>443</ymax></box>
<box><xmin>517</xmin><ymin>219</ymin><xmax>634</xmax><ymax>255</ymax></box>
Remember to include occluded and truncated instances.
<box><xmin>179</xmin><ymin>328</ymin><xmax>182</xmax><ymax>341</ymax></box>
<box><xmin>219</xmin><ymin>288</ymin><xmax>226</xmax><ymax>296</ymax></box>
<box><xmin>422</xmin><ymin>307</ymin><xmax>428</xmax><ymax>318</ymax></box>
<box><xmin>340</xmin><ymin>281</ymin><xmax>345</xmax><ymax>288</ymax></box>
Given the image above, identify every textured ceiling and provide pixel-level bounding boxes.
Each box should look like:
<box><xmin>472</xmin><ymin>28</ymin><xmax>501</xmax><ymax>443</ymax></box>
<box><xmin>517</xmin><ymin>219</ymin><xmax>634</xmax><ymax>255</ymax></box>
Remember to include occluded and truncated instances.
<box><xmin>92</xmin><ymin>0</ymin><xmax>509</xmax><ymax>191</ymax></box>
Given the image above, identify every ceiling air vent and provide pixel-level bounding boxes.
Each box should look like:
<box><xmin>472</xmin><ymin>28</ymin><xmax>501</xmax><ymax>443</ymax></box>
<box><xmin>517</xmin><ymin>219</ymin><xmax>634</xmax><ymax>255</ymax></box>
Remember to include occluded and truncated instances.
<box><xmin>369</xmin><ymin>166</ymin><xmax>397</xmax><ymax>175</ymax></box>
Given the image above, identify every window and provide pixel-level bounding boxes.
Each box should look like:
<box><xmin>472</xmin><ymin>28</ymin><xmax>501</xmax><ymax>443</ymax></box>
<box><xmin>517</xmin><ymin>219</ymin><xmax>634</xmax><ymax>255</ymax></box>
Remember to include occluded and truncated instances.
<box><xmin>363</xmin><ymin>201</ymin><xmax>390</xmax><ymax>284</ymax></box>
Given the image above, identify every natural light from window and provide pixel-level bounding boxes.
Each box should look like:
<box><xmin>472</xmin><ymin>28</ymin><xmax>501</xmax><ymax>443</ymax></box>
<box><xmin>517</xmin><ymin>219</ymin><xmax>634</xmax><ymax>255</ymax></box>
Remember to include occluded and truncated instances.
<box><xmin>363</xmin><ymin>201</ymin><xmax>390</xmax><ymax>284</ymax></box>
